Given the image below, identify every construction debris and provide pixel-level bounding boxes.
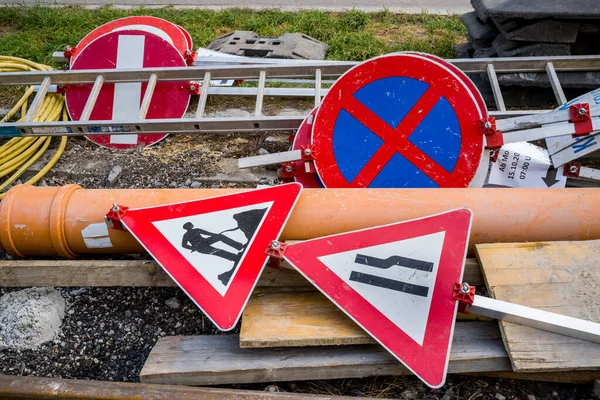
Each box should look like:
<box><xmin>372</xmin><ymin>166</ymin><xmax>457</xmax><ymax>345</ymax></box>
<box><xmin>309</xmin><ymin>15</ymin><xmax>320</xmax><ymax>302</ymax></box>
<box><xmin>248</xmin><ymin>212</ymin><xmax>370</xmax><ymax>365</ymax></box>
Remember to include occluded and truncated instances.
<box><xmin>208</xmin><ymin>31</ymin><xmax>328</xmax><ymax>60</ymax></box>
<box><xmin>0</xmin><ymin>288</ymin><xmax>65</xmax><ymax>350</ymax></box>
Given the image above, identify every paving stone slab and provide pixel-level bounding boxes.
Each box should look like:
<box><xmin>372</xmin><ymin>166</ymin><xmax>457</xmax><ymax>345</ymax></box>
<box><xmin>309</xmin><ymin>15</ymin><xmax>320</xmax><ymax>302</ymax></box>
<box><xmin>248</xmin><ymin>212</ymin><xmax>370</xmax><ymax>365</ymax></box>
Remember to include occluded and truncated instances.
<box><xmin>467</xmin><ymin>33</ymin><xmax>494</xmax><ymax>49</ymax></box>
<box><xmin>492</xmin><ymin>17</ymin><xmax>580</xmax><ymax>43</ymax></box>
<box><xmin>492</xmin><ymin>35</ymin><xmax>570</xmax><ymax>57</ymax></box>
<box><xmin>471</xmin><ymin>0</ymin><xmax>503</xmax><ymax>22</ymax></box>
<box><xmin>475</xmin><ymin>0</ymin><xmax>600</xmax><ymax>20</ymax></box>
<box><xmin>462</xmin><ymin>11</ymin><xmax>499</xmax><ymax>40</ymax></box>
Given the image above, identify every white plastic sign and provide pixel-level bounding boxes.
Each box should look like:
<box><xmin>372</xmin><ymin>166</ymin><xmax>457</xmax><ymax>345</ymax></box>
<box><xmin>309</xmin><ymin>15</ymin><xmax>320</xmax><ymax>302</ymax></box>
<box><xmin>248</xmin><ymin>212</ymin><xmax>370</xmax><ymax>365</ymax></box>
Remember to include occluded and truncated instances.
<box><xmin>487</xmin><ymin>142</ymin><xmax>567</xmax><ymax>188</ymax></box>
<box><xmin>545</xmin><ymin>88</ymin><xmax>600</xmax><ymax>164</ymax></box>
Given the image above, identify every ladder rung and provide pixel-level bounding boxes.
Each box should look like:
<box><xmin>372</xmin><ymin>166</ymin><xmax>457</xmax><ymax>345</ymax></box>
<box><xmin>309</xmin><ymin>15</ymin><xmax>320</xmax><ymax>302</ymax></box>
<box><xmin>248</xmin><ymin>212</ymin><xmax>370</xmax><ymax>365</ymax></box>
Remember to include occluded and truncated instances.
<box><xmin>80</xmin><ymin>75</ymin><xmax>104</xmax><ymax>121</ymax></box>
<box><xmin>255</xmin><ymin>70</ymin><xmax>266</xmax><ymax>117</ymax></box>
<box><xmin>195</xmin><ymin>71</ymin><xmax>211</xmax><ymax>119</ymax></box>
<box><xmin>24</xmin><ymin>76</ymin><xmax>51</xmax><ymax>122</ymax></box>
<box><xmin>545</xmin><ymin>62</ymin><xmax>567</xmax><ymax>105</ymax></box>
<box><xmin>314</xmin><ymin>68</ymin><xmax>322</xmax><ymax>107</ymax></box>
<box><xmin>486</xmin><ymin>64</ymin><xmax>506</xmax><ymax>112</ymax></box>
<box><xmin>138</xmin><ymin>73</ymin><xmax>158</xmax><ymax>120</ymax></box>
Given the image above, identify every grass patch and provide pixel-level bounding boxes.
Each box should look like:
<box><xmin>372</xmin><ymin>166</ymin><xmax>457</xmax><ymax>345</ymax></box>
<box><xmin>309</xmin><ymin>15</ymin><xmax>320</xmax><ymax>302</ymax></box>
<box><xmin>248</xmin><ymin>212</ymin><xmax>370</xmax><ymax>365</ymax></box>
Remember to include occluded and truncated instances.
<box><xmin>0</xmin><ymin>6</ymin><xmax>466</xmax><ymax>64</ymax></box>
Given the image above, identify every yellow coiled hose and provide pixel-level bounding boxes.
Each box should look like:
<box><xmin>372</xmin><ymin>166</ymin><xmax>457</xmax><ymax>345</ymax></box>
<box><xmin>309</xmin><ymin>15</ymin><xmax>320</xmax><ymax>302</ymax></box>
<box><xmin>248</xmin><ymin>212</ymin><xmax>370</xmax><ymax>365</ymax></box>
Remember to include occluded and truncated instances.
<box><xmin>0</xmin><ymin>56</ymin><xmax>68</xmax><ymax>199</ymax></box>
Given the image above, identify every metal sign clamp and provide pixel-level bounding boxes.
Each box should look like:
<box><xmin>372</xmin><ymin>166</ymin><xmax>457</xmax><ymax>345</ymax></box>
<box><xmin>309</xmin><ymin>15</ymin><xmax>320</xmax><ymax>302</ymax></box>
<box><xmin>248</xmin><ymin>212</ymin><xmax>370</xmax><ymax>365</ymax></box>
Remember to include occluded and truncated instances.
<box><xmin>184</xmin><ymin>50</ymin><xmax>197</xmax><ymax>66</ymax></box>
<box><xmin>265</xmin><ymin>240</ymin><xmax>288</xmax><ymax>269</ymax></box>
<box><xmin>104</xmin><ymin>203</ymin><xmax>129</xmax><ymax>231</ymax></box>
<box><xmin>480</xmin><ymin>117</ymin><xmax>504</xmax><ymax>151</ymax></box>
<box><xmin>63</xmin><ymin>45</ymin><xmax>75</xmax><ymax>61</ymax></box>
<box><xmin>188</xmin><ymin>82</ymin><xmax>201</xmax><ymax>96</ymax></box>
<box><xmin>453</xmin><ymin>282</ymin><xmax>476</xmax><ymax>314</ymax></box>
<box><xmin>281</xmin><ymin>162</ymin><xmax>297</xmax><ymax>179</ymax></box>
<box><xmin>564</xmin><ymin>161</ymin><xmax>581</xmax><ymax>178</ymax></box>
<box><xmin>570</xmin><ymin>103</ymin><xmax>593</xmax><ymax>138</ymax></box>
<box><xmin>300</xmin><ymin>144</ymin><xmax>317</xmax><ymax>174</ymax></box>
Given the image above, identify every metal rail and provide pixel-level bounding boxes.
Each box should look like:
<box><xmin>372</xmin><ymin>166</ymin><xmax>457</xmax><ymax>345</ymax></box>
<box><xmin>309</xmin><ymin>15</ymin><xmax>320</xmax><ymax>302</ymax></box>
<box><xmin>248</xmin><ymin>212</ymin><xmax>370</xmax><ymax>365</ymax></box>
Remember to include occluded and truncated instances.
<box><xmin>1</xmin><ymin>55</ymin><xmax>599</xmax><ymax>137</ymax></box>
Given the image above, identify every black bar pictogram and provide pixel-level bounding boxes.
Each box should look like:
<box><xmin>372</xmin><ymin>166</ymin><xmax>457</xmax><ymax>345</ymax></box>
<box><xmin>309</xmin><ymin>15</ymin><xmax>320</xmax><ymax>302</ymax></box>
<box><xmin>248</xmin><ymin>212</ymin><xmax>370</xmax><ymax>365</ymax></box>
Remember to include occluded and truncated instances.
<box><xmin>349</xmin><ymin>271</ymin><xmax>429</xmax><ymax>297</ymax></box>
<box><xmin>354</xmin><ymin>254</ymin><xmax>433</xmax><ymax>272</ymax></box>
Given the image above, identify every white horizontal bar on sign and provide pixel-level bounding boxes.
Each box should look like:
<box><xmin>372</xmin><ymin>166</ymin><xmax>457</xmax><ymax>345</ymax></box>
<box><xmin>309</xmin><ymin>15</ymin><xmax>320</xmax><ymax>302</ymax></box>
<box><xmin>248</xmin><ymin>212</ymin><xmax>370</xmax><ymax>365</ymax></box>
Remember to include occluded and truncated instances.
<box><xmin>238</xmin><ymin>150</ymin><xmax>302</xmax><ymax>169</ymax></box>
<box><xmin>503</xmin><ymin>118</ymin><xmax>600</xmax><ymax>144</ymax></box>
<box><xmin>496</xmin><ymin>103</ymin><xmax>600</xmax><ymax>133</ymax></box>
<box><xmin>470</xmin><ymin>295</ymin><xmax>600</xmax><ymax>344</ymax></box>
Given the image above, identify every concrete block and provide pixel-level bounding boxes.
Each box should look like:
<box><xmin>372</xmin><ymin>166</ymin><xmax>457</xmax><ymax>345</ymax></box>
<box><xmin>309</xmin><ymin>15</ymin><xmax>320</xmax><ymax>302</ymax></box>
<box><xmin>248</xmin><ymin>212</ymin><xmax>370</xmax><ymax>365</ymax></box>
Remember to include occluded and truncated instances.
<box><xmin>208</xmin><ymin>31</ymin><xmax>328</xmax><ymax>60</ymax></box>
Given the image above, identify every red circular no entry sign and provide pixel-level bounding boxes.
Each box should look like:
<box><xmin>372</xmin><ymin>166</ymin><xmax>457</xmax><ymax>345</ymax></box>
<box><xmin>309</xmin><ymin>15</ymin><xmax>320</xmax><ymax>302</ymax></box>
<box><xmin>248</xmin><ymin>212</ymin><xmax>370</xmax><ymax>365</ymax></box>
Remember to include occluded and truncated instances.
<box><xmin>312</xmin><ymin>53</ymin><xmax>487</xmax><ymax>189</ymax></box>
<box><xmin>66</xmin><ymin>30</ymin><xmax>191</xmax><ymax>149</ymax></box>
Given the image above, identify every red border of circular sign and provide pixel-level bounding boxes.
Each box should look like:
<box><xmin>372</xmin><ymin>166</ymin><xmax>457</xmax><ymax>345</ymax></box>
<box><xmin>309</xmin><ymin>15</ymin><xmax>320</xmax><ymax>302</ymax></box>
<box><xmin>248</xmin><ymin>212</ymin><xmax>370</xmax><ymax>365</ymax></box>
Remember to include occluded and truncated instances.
<box><xmin>411</xmin><ymin>52</ymin><xmax>487</xmax><ymax>113</ymax></box>
<box><xmin>73</xmin><ymin>16</ymin><xmax>189</xmax><ymax>62</ymax></box>
<box><xmin>409</xmin><ymin>52</ymin><xmax>490</xmax><ymax>188</ymax></box>
<box><xmin>312</xmin><ymin>53</ymin><xmax>486</xmax><ymax>189</ymax></box>
<box><xmin>176</xmin><ymin>24</ymin><xmax>193</xmax><ymax>51</ymax></box>
<box><xmin>291</xmin><ymin>107</ymin><xmax>322</xmax><ymax>188</ymax></box>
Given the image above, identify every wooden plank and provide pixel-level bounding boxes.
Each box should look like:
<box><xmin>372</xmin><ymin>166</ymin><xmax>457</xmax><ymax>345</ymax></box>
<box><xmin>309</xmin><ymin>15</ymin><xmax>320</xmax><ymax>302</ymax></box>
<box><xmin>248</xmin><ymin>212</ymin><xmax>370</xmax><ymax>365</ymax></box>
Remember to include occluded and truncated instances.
<box><xmin>141</xmin><ymin>322</ymin><xmax>511</xmax><ymax>386</ymax></box>
<box><xmin>0</xmin><ymin>257</ymin><xmax>482</xmax><ymax>288</ymax></box>
<box><xmin>0</xmin><ymin>374</ymin><xmax>365</xmax><ymax>400</ymax></box>
<box><xmin>594</xmin><ymin>380</ymin><xmax>600</xmax><ymax>397</ymax></box>
<box><xmin>142</xmin><ymin>321</ymin><xmax>600</xmax><ymax>386</ymax></box>
<box><xmin>240</xmin><ymin>291</ymin><xmax>490</xmax><ymax>348</ymax></box>
<box><xmin>476</xmin><ymin>240</ymin><xmax>600</xmax><ymax>373</ymax></box>
<box><xmin>0</xmin><ymin>259</ymin><xmax>310</xmax><ymax>289</ymax></box>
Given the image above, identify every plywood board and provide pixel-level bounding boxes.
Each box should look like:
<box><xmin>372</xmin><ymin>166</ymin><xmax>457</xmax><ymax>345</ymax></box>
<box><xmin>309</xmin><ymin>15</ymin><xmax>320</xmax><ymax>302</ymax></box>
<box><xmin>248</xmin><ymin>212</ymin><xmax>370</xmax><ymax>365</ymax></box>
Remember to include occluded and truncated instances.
<box><xmin>240</xmin><ymin>291</ymin><xmax>489</xmax><ymax>348</ymax></box>
<box><xmin>476</xmin><ymin>241</ymin><xmax>600</xmax><ymax>372</ymax></box>
<box><xmin>141</xmin><ymin>322</ymin><xmax>510</xmax><ymax>386</ymax></box>
<box><xmin>141</xmin><ymin>322</ymin><xmax>600</xmax><ymax>386</ymax></box>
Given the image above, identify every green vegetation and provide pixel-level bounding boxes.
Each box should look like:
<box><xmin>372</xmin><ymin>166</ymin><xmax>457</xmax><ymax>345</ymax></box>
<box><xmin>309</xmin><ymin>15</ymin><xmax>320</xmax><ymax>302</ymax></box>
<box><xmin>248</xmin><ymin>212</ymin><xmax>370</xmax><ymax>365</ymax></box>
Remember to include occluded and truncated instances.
<box><xmin>0</xmin><ymin>6</ymin><xmax>466</xmax><ymax>64</ymax></box>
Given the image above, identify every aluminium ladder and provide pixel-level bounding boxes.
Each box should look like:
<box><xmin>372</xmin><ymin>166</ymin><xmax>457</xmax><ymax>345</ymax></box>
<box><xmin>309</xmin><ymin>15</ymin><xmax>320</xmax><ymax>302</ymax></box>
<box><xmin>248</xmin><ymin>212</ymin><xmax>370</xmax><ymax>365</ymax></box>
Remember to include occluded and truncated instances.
<box><xmin>1</xmin><ymin>55</ymin><xmax>600</xmax><ymax>138</ymax></box>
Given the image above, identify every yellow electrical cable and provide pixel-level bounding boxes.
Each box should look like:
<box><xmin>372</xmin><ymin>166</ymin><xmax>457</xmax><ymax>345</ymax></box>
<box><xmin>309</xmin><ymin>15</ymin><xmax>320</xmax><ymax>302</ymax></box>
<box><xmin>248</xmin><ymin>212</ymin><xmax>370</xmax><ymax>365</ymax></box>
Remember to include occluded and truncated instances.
<box><xmin>0</xmin><ymin>56</ymin><xmax>68</xmax><ymax>198</ymax></box>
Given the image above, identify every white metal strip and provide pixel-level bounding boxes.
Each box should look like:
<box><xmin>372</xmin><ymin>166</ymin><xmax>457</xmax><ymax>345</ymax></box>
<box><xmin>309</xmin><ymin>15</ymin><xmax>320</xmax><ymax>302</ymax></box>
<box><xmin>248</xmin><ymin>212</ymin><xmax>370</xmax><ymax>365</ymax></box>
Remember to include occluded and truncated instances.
<box><xmin>470</xmin><ymin>295</ymin><xmax>600</xmax><ymax>344</ymax></box>
<box><xmin>238</xmin><ymin>150</ymin><xmax>302</xmax><ymax>169</ymax></box>
<box><xmin>504</xmin><ymin>118</ymin><xmax>600</xmax><ymax>144</ymax></box>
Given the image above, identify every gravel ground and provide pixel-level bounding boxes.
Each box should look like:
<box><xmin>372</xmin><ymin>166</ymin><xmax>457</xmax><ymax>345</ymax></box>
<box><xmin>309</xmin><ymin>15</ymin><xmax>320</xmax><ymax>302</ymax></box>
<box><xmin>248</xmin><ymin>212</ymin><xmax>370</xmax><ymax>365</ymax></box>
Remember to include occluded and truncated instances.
<box><xmin>0</xmin><ymin>285</ymin><xmax>219</xmax><ymax>382</ymax></box>
<box><xmin>0</xmin><ymin>99</ymin><xmax>598</xmax><ymax>398</ymax></box>
<box><xmin>0</xmin><ymin>284</ymin><xmax>596</xmax><ymax>399</ymax></box>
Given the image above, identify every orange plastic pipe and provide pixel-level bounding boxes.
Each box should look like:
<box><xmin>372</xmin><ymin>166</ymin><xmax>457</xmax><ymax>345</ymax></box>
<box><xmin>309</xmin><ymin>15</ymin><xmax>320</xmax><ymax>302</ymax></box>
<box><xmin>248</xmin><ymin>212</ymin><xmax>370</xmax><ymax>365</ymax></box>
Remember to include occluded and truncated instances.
<box><xmin>1</xmin><ymin>184</ymin><xmax>599</xmax><ymax>258</ymax></box>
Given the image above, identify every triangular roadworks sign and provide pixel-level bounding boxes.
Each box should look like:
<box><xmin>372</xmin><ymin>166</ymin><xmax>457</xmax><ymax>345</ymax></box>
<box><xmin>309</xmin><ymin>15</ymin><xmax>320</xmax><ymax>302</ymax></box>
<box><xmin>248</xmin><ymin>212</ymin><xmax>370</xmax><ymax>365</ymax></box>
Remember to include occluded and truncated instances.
<box><xmin>283</xmin><ymin>209</ymin><xmax>473</xmax><ymax>388</ymax></box>
<box><xmin>120</xmin><ymin>183</ymin><xmax>302</xmax><ymax>330</ymax></box>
